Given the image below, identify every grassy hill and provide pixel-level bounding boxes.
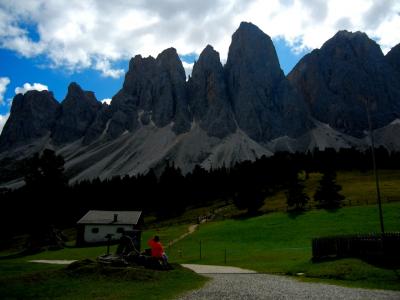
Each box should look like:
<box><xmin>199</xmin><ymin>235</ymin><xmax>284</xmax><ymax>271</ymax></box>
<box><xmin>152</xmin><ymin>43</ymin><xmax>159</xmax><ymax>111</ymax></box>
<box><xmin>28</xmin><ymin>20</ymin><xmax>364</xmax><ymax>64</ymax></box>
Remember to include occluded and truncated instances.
<box><xmin>168</xmin><ymin>202</ymin><xmax>400</xmax><ymax>290</ymax></box>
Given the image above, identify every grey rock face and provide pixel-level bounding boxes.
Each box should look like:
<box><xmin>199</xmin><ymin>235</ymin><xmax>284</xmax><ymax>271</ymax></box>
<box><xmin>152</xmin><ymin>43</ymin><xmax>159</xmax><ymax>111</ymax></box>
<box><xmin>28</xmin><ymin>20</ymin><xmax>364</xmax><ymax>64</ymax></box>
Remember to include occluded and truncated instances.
<box><xmin>83</xmin><ymin>103</ymin><xmax>112</xmax><ymax>144</ymax></box>
<box><xmin>386</xmin><ymin>43</ymin><xmax>400</xmax><ymax>78</ymax></box>
<box><xmin>0</xmin><ymin>90</ymin><xmax>59</xmax><ymax>151</ymax></box>
<box><xmin>288</xmin><ymin>31</ymin><xmax>400</xmax><ymax>137</ymax></box>
<box><xmin>188</xmin><ymin>45</ymin><xmax>236</xmax><ymax>138</ymax></box>
<box><xmin>108</xmin><ymin>48</ymin><xmax>191</xmax><ymax>138</ymax></box>
<box><xmin>52</xmin><ymin>82</ymin><xmax>101</xmax><ymax>144</ymax></box>
<box><xmin>225</xmin><ymin>22</ymin><xmax>310</xmax><ymax>142</ymax></box>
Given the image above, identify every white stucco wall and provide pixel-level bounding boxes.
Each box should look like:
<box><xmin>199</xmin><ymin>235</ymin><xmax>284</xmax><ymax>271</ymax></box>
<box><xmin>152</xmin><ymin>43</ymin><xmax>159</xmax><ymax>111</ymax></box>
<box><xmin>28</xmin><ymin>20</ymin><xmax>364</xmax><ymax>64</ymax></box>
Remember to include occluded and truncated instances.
<box><xmin>84</xmin><ymin>224</ymin><xmax>134</xmax><ymax>243</ymax></box>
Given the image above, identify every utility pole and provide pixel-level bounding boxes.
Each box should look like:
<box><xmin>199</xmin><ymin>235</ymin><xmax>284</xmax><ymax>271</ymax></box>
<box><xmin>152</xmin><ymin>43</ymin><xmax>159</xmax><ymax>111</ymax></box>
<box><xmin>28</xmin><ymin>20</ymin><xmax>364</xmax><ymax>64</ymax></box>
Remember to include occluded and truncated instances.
<box><xmin>365</xmin><ymin>97</ymin><xmax>385</xmax><ymax>235</ymax></box>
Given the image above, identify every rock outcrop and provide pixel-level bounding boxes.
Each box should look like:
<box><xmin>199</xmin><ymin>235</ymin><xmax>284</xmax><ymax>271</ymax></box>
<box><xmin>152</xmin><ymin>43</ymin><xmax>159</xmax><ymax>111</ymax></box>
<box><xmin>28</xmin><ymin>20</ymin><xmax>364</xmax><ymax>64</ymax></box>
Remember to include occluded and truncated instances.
<box><xmin>225</xmin><ymin>22</ymin><xmax>311</xmax><ymax>143</ymax></box>
<box><xmin>0</xmin><ymin>90</ymin><xmax>59</xmax><ymax>151</ymax></box>
<box><xmin>188</xmin><ymin>45</ymin><xmax>236</xmax><ymax>138</ymax></box>
<box><xmin>386</xmin><ymin>43</ymin><xmax>400</xmax><ymax>80</ymax></box>
<box><xmin>107</xmin><ymin>48</ymin><xmax>191</xmax><ymax>139</ymax></box>
<box><xmin>288</xmin><ymin>30</ymin><xmax>400</xmax><ymax>137</ymax></box>
<box><xmin>52</xmin><ymin>82</ymin><xmax>101</xmax><ymax>144</ymax></box>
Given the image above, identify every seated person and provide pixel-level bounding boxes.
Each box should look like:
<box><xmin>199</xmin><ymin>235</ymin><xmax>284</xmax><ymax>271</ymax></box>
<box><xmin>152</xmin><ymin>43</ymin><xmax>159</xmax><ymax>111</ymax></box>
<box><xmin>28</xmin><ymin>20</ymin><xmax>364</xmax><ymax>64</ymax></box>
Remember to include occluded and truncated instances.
<box><xmin>148</xmin><ymin>235</ymin><xmax>168</xmax><ymax>264</ymax></box>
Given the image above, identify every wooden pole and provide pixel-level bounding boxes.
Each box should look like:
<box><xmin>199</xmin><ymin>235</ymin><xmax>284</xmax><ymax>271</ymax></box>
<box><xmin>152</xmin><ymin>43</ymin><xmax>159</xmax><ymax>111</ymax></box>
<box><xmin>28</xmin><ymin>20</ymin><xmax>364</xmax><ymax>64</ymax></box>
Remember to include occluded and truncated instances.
<box><xmin>365</xmin><ymin>97</ymin><xmax>385</xmax><ymax>235</ymax></box>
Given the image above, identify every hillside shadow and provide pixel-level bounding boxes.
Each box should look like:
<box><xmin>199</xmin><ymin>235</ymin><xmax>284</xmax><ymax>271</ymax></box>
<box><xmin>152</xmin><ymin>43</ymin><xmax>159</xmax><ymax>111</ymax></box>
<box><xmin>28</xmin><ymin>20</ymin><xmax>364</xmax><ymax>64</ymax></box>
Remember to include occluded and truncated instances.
<box><xmin>312</xmin><ymin>256</ymin><xmax>400</xmax><ymax>271</ymax></box>
<box><xmin>287</xmin><ymin>210</ymin><xmax>306</xmax><ymax>219</ymax></box>
<box><xmin>232</xmin><ymin>211</ymin><xmax>264</xmax><ymax>220</ymax></box>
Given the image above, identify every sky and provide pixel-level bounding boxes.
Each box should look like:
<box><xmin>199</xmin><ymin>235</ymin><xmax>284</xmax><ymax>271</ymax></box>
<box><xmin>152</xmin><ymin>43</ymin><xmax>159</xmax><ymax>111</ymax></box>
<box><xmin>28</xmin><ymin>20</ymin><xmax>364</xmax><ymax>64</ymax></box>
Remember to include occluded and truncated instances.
<box><xmin>1</xmin><ymin>0</ymin><xmax>400</xmax><ymax>133</ymax></box>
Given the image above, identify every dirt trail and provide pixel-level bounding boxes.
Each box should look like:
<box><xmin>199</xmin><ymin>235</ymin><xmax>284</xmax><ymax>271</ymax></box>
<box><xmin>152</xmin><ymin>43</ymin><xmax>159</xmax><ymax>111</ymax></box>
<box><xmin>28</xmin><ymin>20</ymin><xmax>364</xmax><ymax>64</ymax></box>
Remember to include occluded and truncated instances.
<box><xmin>169</xmin><ymin>224</ymin><xmax>199</xmax><ymax>246</ymax></box>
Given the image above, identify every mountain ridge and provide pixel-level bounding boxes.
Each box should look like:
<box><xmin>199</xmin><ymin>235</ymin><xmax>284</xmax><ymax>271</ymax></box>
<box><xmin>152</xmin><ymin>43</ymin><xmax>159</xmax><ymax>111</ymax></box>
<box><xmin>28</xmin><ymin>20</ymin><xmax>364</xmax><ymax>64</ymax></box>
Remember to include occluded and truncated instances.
<box><xmin>1</xmin><ymin>22</ymin><xmax>399</xmax><ymax>184</ymax></box>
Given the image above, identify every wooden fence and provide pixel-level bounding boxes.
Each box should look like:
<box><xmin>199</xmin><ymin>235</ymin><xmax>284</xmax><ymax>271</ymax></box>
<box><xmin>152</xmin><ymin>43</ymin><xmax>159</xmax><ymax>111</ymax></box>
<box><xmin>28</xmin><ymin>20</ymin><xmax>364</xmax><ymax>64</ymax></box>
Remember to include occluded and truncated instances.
<box><xmin>312</xmin><ymin>232</ymin><xmax>400</xmax><ymax>261</ymax></box>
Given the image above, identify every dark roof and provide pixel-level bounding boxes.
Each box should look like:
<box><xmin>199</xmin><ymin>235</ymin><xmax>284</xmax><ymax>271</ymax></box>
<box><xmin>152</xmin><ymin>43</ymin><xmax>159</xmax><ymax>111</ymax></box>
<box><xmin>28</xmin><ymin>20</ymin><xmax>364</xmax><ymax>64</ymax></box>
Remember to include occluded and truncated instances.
<box><xmin>77</xmin><ymin>210</ymin><xmax>142</xmax><ymax>225</ymax></box>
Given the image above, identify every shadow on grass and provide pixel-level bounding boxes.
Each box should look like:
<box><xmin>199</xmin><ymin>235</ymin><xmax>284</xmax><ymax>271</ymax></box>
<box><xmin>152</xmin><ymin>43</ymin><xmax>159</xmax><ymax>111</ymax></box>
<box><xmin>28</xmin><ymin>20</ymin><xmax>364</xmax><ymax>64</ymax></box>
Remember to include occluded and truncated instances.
<box><xmin>313</xmin><ymin>256</ymin><xmax>400</xmax><ymax>271</ymax></box>
<box><xmin>0</xmin><ymin>248</ymin><xmax>44</xmax><ymax>260</ymax></box>
<box><xmin>232</xmin><ymin>210</ymin><xmax>264</xmax><ymax>220</ymax></box>
<box><xmin>287</xmin><ymin>210</ymin><xmax>306</xmax><ymax>219</ymax></box>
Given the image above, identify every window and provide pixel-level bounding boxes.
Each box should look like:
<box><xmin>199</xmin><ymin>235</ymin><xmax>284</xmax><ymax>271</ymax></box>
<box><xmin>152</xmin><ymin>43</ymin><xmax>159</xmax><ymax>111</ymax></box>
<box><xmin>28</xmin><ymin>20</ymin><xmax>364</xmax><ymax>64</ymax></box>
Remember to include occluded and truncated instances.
<box><xmin>117</xmin><ymin>227</ymin><xmax>124</xmax><ymax>234</ymax></box>
<box><xmin>91</xmin><ymin>227</ymin><xmax>99</xmax><ymax>234</ymax></box>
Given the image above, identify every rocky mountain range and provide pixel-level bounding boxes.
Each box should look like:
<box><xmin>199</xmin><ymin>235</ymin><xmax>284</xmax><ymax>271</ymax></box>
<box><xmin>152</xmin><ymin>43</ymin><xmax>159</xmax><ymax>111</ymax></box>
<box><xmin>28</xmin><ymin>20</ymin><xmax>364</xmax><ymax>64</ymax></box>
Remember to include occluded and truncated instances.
<box><xmin>1</xmin><ymin>22</ymin><xmax>399</xmax><ymax>184</ymax></box>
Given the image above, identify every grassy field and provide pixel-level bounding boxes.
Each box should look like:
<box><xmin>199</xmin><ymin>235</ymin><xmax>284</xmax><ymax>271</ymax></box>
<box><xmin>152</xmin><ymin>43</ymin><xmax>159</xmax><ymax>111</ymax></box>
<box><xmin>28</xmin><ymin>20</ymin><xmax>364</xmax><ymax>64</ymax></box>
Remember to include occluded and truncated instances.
<box><xmin>0</xmin><ymin>262</ymin><xmax>207</xmax><ymax>300</ymax></box>
<box><xmin>261</xmin><ymin>170</ymin><xmax>400</xmax><ymax>212</ymax></box>
<box><xmin>1</xmin><ymin>170</ymin><xmax>399</xmax><ymax>297</ymax></box>
<box><xmin>0</xmin><ymin>224</ymin><xmax>206</xmax><ymax>300</ymax></box>
<box><xmin>168</xmin><ymin>202</ymin><xmax>400</xmax><ymax>290</ymax></box>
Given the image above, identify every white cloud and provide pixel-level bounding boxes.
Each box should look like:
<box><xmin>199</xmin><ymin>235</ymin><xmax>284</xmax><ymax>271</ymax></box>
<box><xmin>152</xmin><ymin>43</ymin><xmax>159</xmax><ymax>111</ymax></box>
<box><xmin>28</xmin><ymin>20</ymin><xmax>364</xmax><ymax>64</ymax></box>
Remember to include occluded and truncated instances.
<box><xmin>241</xmin><ymin>0</ymin><xmax>400</xmax><ymax>54</ymax></box>
<box><xmin>0</xmin><ymin>113</ymin><xmax>10</xmax><ymax>134</ymax></box>
<box><xmin>0</xmin><ymin>77</ymin><xmax>10</xmax><ymax>105</ymax></box>
<box><xmin>0</xmin><ymin>0</ymin><xmax>399</xmax><ymax>78</ymax></box>
<box><xmin>95</xmin><ymin>59</ymin><xmax>124</xmax><ymax>79</ymax></box>
<box><xmin>15</xmin><ymin>82</ymin><xmax>48</xmax><ymax>95</ymax></box>
<box><xmin>182</xmin><ymin>61</ymin><xmax>194</xmax><ymax>79</ymax></box>
<box><xmin>101</xmin><ymin>98</ymin><xmax>111</xmax><ymax>105</ymax></box>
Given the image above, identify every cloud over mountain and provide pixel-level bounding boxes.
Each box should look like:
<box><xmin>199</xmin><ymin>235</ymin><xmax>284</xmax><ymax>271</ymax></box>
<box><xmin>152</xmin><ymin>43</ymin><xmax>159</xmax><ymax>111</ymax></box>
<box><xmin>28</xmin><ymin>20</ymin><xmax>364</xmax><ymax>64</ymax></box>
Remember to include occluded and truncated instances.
<box><xmin>0</xmin><ymin>0</ymin><xmax>399</xmax><ymax>77</ymax></box>
<box><xmin>0</xmin><ymin>113</ymin><xmax>9</xmax><ymax>134</ymax></box>
<box><xmin>15</xmin><ymin>82</ymin><xmax>48</xmax><ymax>95</ymax></box>
<box><xmin>0</xmin><ymin>77</ymin><xmax>10</xmax><ymax>105</ymax></box>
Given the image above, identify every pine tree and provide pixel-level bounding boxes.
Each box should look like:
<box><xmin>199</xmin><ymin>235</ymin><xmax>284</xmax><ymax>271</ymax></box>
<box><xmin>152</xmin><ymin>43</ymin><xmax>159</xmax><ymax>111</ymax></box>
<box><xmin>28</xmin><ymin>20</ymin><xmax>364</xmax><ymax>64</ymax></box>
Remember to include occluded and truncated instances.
<box><xmin>24</xmin><ymin>149</ymin><xmax>67</xmax><ymax>189</ymax></box>
<box><xmin>314</xmin><ymin>169</ymin><xmax>345</xmax><ymax>209</ymax></box>
<box><xmin>285</xmin><ymin>175</ymin><xmax>309</xmax><ymax>211</ymax></box>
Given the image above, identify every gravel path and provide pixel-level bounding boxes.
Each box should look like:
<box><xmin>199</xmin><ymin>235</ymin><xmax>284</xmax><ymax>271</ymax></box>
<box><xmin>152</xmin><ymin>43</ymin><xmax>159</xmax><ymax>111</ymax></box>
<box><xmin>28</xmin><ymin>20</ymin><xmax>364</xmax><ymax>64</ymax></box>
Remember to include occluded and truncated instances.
<box><xmin>29</xmin><ymin>260</ymin><xmax>77</xmax><ymax>264</ymax></box>
<box><xmin>178</xmin><ymin>264</ymin><xmax>400</xmax><ymax>300</ymax></box>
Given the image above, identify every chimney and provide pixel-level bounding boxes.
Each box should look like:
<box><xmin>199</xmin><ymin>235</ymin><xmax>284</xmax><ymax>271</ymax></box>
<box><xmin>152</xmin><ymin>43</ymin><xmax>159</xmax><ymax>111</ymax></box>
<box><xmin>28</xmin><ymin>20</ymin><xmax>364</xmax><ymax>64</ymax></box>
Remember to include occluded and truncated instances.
<box><xmin>113</xmin><ymin>214</ymin><xmax>118</xmax><ymax>222</ymax></box>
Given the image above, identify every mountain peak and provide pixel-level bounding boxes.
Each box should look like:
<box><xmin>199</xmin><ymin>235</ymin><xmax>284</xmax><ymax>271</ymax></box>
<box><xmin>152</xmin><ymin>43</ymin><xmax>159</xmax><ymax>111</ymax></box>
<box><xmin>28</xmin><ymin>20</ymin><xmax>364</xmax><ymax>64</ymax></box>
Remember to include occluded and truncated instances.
<box><xmin>203</xmin><ymin>44</ymin><xmax>215</xmax><ymax>53</ymax></box>
<box><xmin>225</xmin><ymin>22</ymin><xmax>310</xmax><ymax>142</ymax></box>
<box><xmin>189</xmin><ymin>43</ymin><xmax>236</xmax><ymax>138</ymax></box>
<box><xmin>288</xmin><ymin>29</ymin><xmax>400</xmax><ymax>136</ymax></box>
<box><xmin>0</xmin><ymin>90</ymin><xmax>59</xmax><ymax>151</ymax></box>
<box><xmin>334</xmin><ymin>30</ymin><xmax>368</xmax><ymax>39</ymax></box>
<box><xmin>68</xmin><ymin>82</ymin><xmax>82</xmax><ymax>92</ymax></box>
<box><xmin>52</xmin><ymin>83</ymin><xmax>100</xmax><ymax>144</ymax></box>
<box><xmin>64</xmin><ymin>82</ymin><xmax>97</xmax><ymax>106</ymax></box>
<box><xmin>157</xmin><ymin>47</ymin><xmax>179</xmax><ymax>61</ymax></box>
<box><xmin>386</xmin><ymin>43</ymin><xmax>400</xmax><ymax>75</ymax></box>
<box><xmin>198</xmin><ymin>44</ymin><xmax>220</xmax><ymax>64</ymax></box>
<box><xmin>323</xmin><ymin>30</ymin><xmax>382</xmax><ymax>59</ymax></box>
<box><xmin>228</xmin><ymin>21</ymin><xmax>279</xmax><ymax>71</ymax></box>
<box><xmin>156</xmin><ymin>47</ymin><xmax>186</xmax><ymax>80</ymax></box>
<box><xmin>237</xmin><ymin>21</ymin><xmax>261</xmax><ymax>32</ymax></box>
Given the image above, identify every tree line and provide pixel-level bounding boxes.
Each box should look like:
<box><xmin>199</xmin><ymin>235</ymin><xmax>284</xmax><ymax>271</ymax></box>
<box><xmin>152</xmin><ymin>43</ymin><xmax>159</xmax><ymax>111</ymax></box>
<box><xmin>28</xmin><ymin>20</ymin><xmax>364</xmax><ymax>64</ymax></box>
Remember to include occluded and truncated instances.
<box><xmin>1</xmin><ymin>147</ymin><xmax>400</xmax><ymax>240</ymax></box>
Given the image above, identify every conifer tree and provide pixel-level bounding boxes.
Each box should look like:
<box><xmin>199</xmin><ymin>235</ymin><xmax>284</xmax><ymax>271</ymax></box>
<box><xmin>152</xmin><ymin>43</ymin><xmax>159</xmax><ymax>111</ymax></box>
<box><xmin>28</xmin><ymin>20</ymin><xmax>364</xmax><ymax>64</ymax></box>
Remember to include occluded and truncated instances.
<box><xmin>314</xmin><ymin>169</ymin><xmax>345</xmax><ymax>209</ymax></box>
<box><xmin>285</xmin><ymin>174</ymin><xmax>309</xmax><ymax>211</ymax></box>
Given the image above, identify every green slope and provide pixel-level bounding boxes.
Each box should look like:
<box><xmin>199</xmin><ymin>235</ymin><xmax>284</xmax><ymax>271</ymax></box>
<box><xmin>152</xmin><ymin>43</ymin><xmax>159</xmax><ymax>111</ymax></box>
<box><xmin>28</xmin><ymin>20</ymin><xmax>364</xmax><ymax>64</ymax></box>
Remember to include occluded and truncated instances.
<box><xmin>169</xmin><ymin>203</ymin><xmax>400</xmax><ymax>290</ymax></box>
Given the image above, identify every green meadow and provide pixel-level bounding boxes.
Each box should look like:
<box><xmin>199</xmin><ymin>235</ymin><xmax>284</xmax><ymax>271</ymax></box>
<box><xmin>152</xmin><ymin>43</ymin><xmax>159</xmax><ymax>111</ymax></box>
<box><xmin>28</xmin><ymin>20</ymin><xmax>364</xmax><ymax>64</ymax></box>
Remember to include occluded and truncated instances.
<box><xmin>0</xmin><ymin>225</ymin><xmax>206</xmax><ymax>300</ymax></box>
<box><xmin>168</xmin><ymin>202</ymin><xmax>400</xmax><ymax>290</ymax></box>
<box><xmin>1</xmin><ymin>170</ymin><xmax>400</xmax><ymax>298</ymax></box>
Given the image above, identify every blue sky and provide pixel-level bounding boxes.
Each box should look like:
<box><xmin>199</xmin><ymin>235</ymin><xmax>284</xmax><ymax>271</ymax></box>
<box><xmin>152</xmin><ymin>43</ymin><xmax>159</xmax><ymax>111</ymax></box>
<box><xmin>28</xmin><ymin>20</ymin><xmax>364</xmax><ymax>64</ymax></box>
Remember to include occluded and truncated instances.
<box><xmin>1</xmin><ymin>0</ymin><xmax>399</xmax><ymax>132</ymax></box>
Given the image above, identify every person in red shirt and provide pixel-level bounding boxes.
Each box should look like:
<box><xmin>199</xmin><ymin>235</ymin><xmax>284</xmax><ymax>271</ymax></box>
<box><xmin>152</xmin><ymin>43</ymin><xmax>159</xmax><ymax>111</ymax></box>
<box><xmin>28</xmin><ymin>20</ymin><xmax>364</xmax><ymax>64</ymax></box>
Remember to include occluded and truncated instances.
<box><xmin>148</xmin><ymin>235</ymin><xmax>168</xmax><ymax>263</ymax></box>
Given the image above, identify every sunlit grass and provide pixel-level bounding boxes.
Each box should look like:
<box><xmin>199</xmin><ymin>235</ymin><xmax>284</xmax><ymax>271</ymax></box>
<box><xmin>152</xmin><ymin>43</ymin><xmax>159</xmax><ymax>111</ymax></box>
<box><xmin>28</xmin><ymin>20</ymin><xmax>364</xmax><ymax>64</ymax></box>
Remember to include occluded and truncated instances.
<box><xmin>169</xmin><ymin>202</ymin><xmax>400</xmax><ymax>290</ymax></box>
